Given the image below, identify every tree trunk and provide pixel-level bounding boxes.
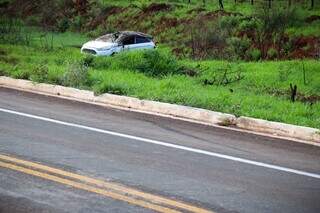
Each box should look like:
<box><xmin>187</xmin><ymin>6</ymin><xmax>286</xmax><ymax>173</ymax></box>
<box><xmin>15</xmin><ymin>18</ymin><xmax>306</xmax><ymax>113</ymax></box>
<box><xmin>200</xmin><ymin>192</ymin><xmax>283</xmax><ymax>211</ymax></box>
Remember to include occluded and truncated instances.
<box><xmin>251</xmin><ymin>0</ymin><xmax>254</xmax><ymax>5</ymax></box>
<box><xmin>290</xmin><ymin>83</ymin><xmax>297</xmax><ymax>102</ymax></box>
<box><xmin>311</xmin><ymin>0</ymin><xmax>314</xmax><ymax>9</ymax></box>
<box><xmin>219</xmin><ymin>0</ymin><xmax>224</xmax><ymax>10</ymax></box>
<box><xmin>268</xmin><ymin>0</ymin><xmax>272</xmax><ymax>9</ymax></box>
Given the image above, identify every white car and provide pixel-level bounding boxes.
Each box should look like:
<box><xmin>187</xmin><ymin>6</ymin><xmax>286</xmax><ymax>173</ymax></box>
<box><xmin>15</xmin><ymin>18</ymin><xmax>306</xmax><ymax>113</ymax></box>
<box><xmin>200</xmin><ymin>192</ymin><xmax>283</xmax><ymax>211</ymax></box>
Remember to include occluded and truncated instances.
<box><xmin>81</xmin><ymin>31</ymin><xmax>155</xmax><ymax>56</ymax></box>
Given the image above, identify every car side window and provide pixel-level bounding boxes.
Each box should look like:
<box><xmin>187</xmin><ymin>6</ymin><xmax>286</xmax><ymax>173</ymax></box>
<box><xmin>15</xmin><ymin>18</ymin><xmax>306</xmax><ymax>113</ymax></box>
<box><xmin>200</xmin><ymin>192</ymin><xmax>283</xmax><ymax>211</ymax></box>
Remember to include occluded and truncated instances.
<box><xmin>122</xmin><ymin>36</ymin><xmax>135</xmax><ymax>46</ymax></box>
<box><xmin>135</xmin><ymin>36</ymin><xmax>150</xmax><ymax>44</ymax></box>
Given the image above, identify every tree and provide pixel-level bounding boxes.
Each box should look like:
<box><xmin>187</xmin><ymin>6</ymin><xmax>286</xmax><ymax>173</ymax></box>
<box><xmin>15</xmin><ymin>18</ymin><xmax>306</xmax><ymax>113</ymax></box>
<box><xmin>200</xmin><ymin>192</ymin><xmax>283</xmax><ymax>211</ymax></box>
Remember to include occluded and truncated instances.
<box><xmin>251</xmin><ymin>0</ymin><xmax>254</xmax><ymax>5</ymax></box>
<box><xmin>311</xmin><ymin>0</ymin><xmax>314</xmax><ymax>9</ymax></box>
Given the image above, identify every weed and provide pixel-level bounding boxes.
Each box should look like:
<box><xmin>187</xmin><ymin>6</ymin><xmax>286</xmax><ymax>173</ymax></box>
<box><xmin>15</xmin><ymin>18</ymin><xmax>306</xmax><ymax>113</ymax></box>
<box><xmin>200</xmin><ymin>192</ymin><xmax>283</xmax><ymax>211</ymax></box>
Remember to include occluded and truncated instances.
<box><xmin>62</xmin><ymin>61</ymin><xmax>89</xmax><ymax>87</ymax></box>
<box><xmin>29</xmin><ymin>64</ymin><xmax>49</xmax><ymax>83</ymax></box>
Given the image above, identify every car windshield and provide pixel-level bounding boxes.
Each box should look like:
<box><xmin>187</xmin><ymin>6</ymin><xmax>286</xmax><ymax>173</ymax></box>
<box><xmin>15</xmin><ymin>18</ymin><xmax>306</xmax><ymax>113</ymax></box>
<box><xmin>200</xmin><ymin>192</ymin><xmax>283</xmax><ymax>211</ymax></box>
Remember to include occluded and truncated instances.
<box><xmin>95</xmin><ymin>34</ymin><xmax>117</xmax><ymax>42</ymax></box>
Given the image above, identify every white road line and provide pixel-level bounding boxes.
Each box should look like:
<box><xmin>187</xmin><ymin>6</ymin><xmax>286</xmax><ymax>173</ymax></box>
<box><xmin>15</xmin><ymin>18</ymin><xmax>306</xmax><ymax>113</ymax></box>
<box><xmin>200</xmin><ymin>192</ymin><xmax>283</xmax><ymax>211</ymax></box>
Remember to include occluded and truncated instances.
<box><xmin>1</xmin><ymin>107</ymin><xmax>320</xmax><ymax>179</ymax></box>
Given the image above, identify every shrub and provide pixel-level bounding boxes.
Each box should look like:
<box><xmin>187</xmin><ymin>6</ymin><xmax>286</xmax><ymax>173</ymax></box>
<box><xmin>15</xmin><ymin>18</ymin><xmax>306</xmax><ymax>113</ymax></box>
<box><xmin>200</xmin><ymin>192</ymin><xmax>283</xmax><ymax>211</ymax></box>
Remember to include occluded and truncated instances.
<box><xmin>92</xmin><ymin>49</ymin><xmax>182</xmax><ymax>77</ymax></box>
<box><xmin>70</xmin><ymin>15</ymin><xmax>86</xmax><ymax>31</ymax></box>
<box><xmin>57</xmin><ymin>17</ymin><xmax>70</xmax><ymax>32</ymax></box>
<box><xmin>239</xmin><ymin>18</ymin><xmax>258</xmax><ymax>32</ymax></box>
<box><xmin>227</xmin><ymin>36</ymin><xmax>251</xmax><ymax>60</ymax></box>
<box><xmin>247</xmin><ymin>48</ymin><xmax>261</xmax><ymax>61</ymax></box>
<box><xmin>29</xmin><ymin>64</ymin><xmax>49</xmax><ymax>83</ymax></box>
<box><xmin>135</xmin><ymin>49</ymin><xmax>181</xmax><ymax>77</ymax></box>
<box><xmin>219</xmin><ymin>15</ymin><xmax>241</xmax><ymax>36</ymax></box>
<box><xmin>267</xmin><ymin>48</ymin><xmax>278</xmax><ymax>60</ymax></box>
<box><xmin>189</xmin><ymin>19</ymin><xmax>227</xmax><ymax>59</ymax></box>
<box><xmin>0</xmin><ymin>18</ymin><xmax>31</xmax><ymax>45</ymax></box>
<box><xmin>62</xmin><ymin>61</ymin><xmax>89</xmax><ymax>87</ymax></box>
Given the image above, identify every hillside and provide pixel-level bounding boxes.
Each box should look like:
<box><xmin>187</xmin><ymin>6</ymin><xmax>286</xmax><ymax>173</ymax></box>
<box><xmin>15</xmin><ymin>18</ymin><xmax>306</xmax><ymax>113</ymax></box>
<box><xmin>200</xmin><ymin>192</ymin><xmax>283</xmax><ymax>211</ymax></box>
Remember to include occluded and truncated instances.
<box><xmin>1</xmin><ymin>0</ymin><xmax>320</xmax><ymax>60</ymax></box>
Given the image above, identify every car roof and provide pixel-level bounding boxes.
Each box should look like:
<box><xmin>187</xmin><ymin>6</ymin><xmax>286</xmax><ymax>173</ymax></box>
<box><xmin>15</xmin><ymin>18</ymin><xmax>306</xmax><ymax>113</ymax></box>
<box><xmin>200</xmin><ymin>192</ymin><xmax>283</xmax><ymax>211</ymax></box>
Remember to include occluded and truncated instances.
<box><xmin>117</xmin><ymin>31</ymin><xmax>153</xmax><ymax>39</ymax></box>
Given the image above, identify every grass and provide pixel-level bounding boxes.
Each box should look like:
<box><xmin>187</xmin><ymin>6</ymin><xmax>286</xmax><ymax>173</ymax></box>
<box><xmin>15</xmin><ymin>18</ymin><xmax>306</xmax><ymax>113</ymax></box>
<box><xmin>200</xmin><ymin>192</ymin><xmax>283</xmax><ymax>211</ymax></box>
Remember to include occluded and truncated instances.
<box><xmin>287</xmin><ymin>20</ymin><xmax>320</xmax><ymax>37</ymax></box>
<box><xmin>0</xmin><ymin>33</ymin><xmax>319</xmax><ymax>128</ymax></box>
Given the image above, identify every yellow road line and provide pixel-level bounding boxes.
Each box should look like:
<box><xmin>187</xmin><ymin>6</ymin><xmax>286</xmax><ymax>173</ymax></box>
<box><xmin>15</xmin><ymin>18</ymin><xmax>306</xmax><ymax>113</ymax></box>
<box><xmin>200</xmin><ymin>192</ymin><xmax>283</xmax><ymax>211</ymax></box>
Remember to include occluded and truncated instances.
<box><xmin>0</xmin><ymin>154</ymin><xmax>213</xmax><ymax>213</ymax></box>
<box><xmin>0</xmin><ymin>161</ymin><xmax>181</xmax><ymax>213</ymax></box>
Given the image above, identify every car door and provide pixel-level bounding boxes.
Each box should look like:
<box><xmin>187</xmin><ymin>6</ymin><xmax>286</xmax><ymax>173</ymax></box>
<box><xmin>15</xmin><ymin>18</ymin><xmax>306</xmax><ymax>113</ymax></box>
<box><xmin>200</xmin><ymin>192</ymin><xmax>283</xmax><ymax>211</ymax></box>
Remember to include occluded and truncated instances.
<box><xmin>121</xmin><ymin>35</ymin><xmax>136</xmax><ymax>51</ymax></box>
<box><xmin>134</xmin><ymin>36</ymin><xmax>153</xmax><ymax>50</ymax></box>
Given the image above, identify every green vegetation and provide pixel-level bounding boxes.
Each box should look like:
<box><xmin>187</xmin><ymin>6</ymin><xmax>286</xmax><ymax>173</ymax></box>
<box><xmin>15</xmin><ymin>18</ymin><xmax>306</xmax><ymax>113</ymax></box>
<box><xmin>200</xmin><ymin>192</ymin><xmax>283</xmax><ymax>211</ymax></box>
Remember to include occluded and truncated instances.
<box><xmin>2</xmin><ymin>0</ymin><xmax>320</xmax><ymax>59</ymax></box>
<box><xmin>0</xmin><ymin>0</ymin><xmax>319</xmax><ymax>128</ymax></box>
<box><xmin>1</xmin><ymin>39</ymin><xmax>319</xmax><ymax>128</ymax></box>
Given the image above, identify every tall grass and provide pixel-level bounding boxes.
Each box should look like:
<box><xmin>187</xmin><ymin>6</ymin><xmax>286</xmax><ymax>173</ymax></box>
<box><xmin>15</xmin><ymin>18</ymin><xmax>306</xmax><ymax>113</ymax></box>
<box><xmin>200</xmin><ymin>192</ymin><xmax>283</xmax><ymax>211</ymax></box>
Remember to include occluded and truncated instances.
<box><xmin>1</xmin><ymin>42</ymin><xmax>319</xmax><ymax>128</ymax></box>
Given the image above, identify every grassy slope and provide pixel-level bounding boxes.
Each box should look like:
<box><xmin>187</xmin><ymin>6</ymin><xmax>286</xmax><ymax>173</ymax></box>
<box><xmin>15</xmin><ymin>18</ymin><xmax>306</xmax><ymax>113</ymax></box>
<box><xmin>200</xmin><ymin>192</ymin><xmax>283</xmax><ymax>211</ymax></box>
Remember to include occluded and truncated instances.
<box><xmin>88</xmin><ymin>0</ymin><xmax>320</xmax><ymax>59</ymax></box>
<box><xmin>0</xmin><ymin>37</ymin><xmax>319</xmax><ymax>128</ymax></box>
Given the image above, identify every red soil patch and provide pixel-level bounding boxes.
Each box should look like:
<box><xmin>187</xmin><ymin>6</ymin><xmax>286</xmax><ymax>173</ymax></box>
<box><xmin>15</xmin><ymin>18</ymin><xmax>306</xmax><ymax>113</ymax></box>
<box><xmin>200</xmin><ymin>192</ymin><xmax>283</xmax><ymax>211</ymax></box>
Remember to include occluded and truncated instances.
<box><xmin>187</xmin><ymin>7</ymin><xmax>206</xmax><ymax>14</ymax></box>
<box><xmin>88</xmin><ymin>6</ymin><xmax>124</xmax><ymax>29</ymax></box>
<box><xmin>305</xmin><ymin>15</ymin><xmax>320</xmax><ymax>23</ymax></box>
<box><xmin>289</xmin><ymin>36</ymin><xmax>320</xmax><ymax>59</ymax></box>
<box><xmin>200</xmin><ymin>10</ymin><xmax>240</xmax><ymax>21</ymax></box>
<box><xmin>153</xmin><ymin>17</ymin><xmax>179</xmax><ymax>34</ymax></box>
<box><xmin>142</xmin><ymin>3</ymin><xmax>172</xmax><ymax>14</ymax></box>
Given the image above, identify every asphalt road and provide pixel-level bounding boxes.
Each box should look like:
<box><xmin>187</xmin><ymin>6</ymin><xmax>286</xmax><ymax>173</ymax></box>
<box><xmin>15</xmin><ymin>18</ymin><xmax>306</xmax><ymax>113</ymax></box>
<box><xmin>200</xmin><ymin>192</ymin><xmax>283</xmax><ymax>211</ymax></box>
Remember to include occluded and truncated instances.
<box><xmin>0</xmin><ymin>87</ymin><xmax>319</xmax><ymax>213</ymax></box>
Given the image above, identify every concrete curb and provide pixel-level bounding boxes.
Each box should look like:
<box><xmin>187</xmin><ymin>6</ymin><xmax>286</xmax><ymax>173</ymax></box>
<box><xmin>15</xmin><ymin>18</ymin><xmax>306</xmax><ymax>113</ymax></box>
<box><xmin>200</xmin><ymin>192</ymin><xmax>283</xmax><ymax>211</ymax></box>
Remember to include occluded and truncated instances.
<box><xmin>237</xmin><ymin>116</ymin><xmax>320</xmax><ymax>143</ymax></box>
<box><xmin>0</xmin><ymin>76</ymin><xmax>319</xmax><ymax>145</ymax></box>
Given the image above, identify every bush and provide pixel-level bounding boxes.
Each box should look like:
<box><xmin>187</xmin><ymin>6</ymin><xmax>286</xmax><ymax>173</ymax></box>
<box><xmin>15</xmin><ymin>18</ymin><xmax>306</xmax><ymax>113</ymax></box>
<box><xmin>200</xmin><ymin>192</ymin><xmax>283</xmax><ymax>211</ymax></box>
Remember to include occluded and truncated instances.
<box><xmin>267</xmin><ymin>48</ymin><xmax>278</xmax><ymax>60</ymax></box>
<box><xmin>29</xmin><ymin>64</ymin><xmax>49</xmax><ymax>83</ymax></box>
<box><xmin>0</xmin><ymin>18</ymin><xmax>31</xmax><ymax>45</ymax></box>
<box><xmin>92</xmin><ymin>49</ymin><xmax>182</xmax><ymax>77</ymax></box>
<box><xmin>247</xmin><ymin>48</ymin><xmax>261</xmax><ymax>61</ymax></box>
<box><xmin>189</xmin><ymin>18</ymin><xmax>227</xmax><ymax>59</ymax></box>
<box><xmin>227</xmin><ymin>36</ymin><xmax>251</xmax><ymax>60</ymax></box>
<box><xmin>57</xmin><ymin>17</ymin><xmax>70</xmax><ymax>32</ymax></box>
<box><xmin>62</xmin><ymin>61</ymin><xmax>89</xmax><ymax>87</ymax></box>
<box><xmin>70</xmin><ymin>15</ymin><xmax>86</xmax><ymax>31</ymax></box>
<box><xmin>219</xmin><ymin>15</ymin><xmax>241</xmax><ymax>36</ymax></box>
<box><xmin>239</xmin><ymin>18</ymin><xmax>258</xmax><ymax>32</ymax></box>
<box><xmin>135</xmin><ymin>49</ymin><xmax>181</xmax><ymax>77</ymax></box>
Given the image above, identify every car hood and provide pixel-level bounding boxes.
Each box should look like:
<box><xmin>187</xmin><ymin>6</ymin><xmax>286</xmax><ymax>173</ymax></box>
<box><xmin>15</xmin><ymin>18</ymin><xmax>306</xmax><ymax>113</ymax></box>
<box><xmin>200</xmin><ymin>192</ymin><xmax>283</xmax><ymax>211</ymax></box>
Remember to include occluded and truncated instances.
<box><xmin>82</xmin><ymin>40</ymin><xmax>117</xmax><ymax>49</ymax></box>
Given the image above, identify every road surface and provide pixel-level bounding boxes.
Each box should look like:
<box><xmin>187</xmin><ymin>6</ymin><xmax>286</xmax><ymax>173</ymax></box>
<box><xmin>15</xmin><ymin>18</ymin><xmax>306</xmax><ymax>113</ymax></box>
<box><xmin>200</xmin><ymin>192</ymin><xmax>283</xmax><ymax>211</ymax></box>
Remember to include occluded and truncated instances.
<box><xmin>0</xmin><ymin>87</ymin><xmax>319</xmax><ymax>213</ymax></box>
